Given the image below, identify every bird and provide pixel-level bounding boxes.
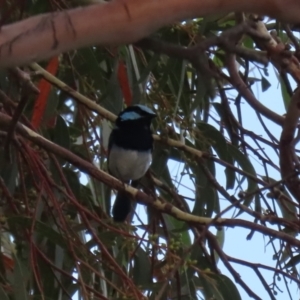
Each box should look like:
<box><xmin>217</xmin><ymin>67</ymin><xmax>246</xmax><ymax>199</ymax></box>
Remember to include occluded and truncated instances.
<box><xmin>108</xmin><ymin>104</ymin><xmax>156</xmax><ymax>222</ymax></box>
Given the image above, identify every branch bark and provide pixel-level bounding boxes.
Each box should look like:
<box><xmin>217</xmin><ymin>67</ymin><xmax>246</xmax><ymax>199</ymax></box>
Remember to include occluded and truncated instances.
<box><xmin>1</xmin><ymin>0</ymin><xmax>300</xmax><ymax>67</ymax></box>
<box><xmin>226</xmin><ymin>54</ymin><xmax>285</xmax><ymax>126</ymax></box>
<box><xmin>279</xmin><ymin>88</ymin><xmax>300</xmax><ymax>202</ymax></box>
<box><xmin>0</xmin><ymin>112</ymin><xmax>300</xmax><ymax>249</ymax></box>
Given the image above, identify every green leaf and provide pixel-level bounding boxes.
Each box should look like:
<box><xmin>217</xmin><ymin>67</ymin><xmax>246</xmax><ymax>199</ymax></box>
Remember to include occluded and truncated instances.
<box><xmin>197</xmin><ymin>122</ymin><xmax>235</xmax><ymax>190</ymax></box>
<box><xmin>179</xmin><ymin>269</ymin><xmax>197</xmax><ymax>299</ymax></box>
<box><xmin>196</xmin><ymin>272</ymin><xmax>224</xmax><ymax>300</ymax></box>
<box><xmin>286</xmin><ymin>254</ymin><xmax>300</xmax><ymax>268</ymax></box>
<box><xmin>7</xmin><ymin>217</ymin><xmax>67</xmax><ymax>249</ymax></box>
<box><xmin>190</xmin><ymin>245</ymin><xmax>214</xmax><ymax>272</ymax></box>
<box><xmin>193</xmin><ymin>68</ymin><xmax>211</xmax><ymax>116</ymax></box>
<box><xmin>213</xmin><ymin>101</ymin><xmax>239</xmax><ymax>147</ymax></box>
<box><xmin>43</xmin><ymin>88</ymin><xmax>59</xmax><ymax>124</ymax></box>
<box><xmin>279</xmin><ymin>76</ymin><xmax>291</xmax><ymax>111</ymax></box>
<box><xmin>133</xmin><ymin>248</ymin><xmax>152</xmax><ymax>286</ymax></box>
<box><xmin>0</xmin><ymin>285</ymin><xmax>9</xmax><ymax>300</ymax></box>
<box><xmin>261</xmin><ymin>76</ymin><xmax>271</xmax><ymax>92</ymax></box>
<box><xmin>12</xmin><ymin>254</ymin><xmax>29</xmax><ymax>300</ymax></box>
<box><xmin>213</xmin><ymin>51</ymin><xmax>226</xmax><ymax>68</ymax></box>
<box><xmin>72</xmin><ymin>47</ymin><xmax>105</xmax><ymax>90</ymax></box>
<box><xmin>255</xmin><ymin>193</ymin><xmax>262</xmax><ymax>214</ymax></box>
<box><xmin>196</xmin><ymin>273</ymin><xmax>242</xmax><ymax>300</ymax></box>
<box><xmin>151</xmin><ymin>143</ymin><xmax>173</xmax><ymax>186</ymax></box>
<box><xmin>63</xmin><ymin>167</ymin><xmax>81</xmax><ymax>200</ymax></box>
<box><xmin>162</xmin><ymin>215</ymin><xmax>191</xmax><ymax>249</ymax></box>
<box><xmin>193</xmin><ymin>175</ymin><xmax>218</xmax><ymax>218</ymax></box>
<box><xmin>243</xmin><ymin>36</ymin><xmax>254</xmax><ymax>49</ymax></box>
<box><xmin>216</xmin><ymin>274</ymin><xmax>242</xmax><ymax>300</ymax></box>
<box><xmin>228</xmin><ymin>144</ymin><xmax>258</xmax><ymax>207</ymax></box>
<box><xmin>0</xmin><ymin>149</ymin><xmax>18</xmax><ymax>194</ymax></box>
<box><xmin>139</xmin><ymin>53</ymin><xmax>161</xmax><ymax>84</ymax></box>
<box><xmin>51</xmin><ymin>115</ymin><xmax>70</xmax><ymax>150</ymax></box>
<box><xmin>100</xmin><ymin>58</ymin><xmax>123</xmax><ymax>115</ymax></box>
<box><xmin>214</xmin><ymin>229</ymin><xmax>225</xmax><ymax>263</ymax></box>
<box><xmin>278</xmin><ymin>30</ymin><xmax>290</xmax><ymax>44</ymax></box>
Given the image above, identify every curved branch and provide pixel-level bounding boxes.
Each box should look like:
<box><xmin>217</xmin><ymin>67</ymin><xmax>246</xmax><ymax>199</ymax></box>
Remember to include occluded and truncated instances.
<box><xmin>226</xmin><ymin>54</ymin><xmax>285</xmax><ymax>126</ymax></box>
<box><xmin>251</xmin><ymin>18</ymin><xmax>300</xmax><ymax>84</ymax></box>
<box><xmin>227</xmin><ymin>255</ymin><xmax>300</xmax><ymax>287</ymax></box>
<box><xmin>29</xmin><ymin>62</ymin><xmax>207</xmax><ymax>157</ymax></box>
<box><xmin>1</xmin><ymin>0</ymin><xmax>300</xmax><ymax>67</ymax></box>
<box><xmin>206</xmin><ymin>231</ymin><xmax>262</xmax><ymax>299</ymax></box>
<box><xmin>137</xmin><ymin>22</ymin><xmax>269</xmax><ymax>65</ymax></box>
<box><xmin>0</xmin><ymin>112</ymin><xmax>300</xmax><ymax>249</ymax></box>
<box><xmin>29</xmin><ymin>63</ymin><xmax>298</xmax><ymax>210</ymax></box>
<box><xmin>279</xmin><ymin>88</ymin><xmax>300</xmax><ymax>202</ymax></box>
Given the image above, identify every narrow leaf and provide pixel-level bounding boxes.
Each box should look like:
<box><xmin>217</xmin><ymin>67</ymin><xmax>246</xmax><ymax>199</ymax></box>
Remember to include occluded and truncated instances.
<box><xmin>261</xmin><ymin>76</ymin><xmax>271</xmax><ymax>92</ymax></box>
<box><xmin>279</xmin><ymin>76</ymin><xmax>291</xmax><ymax>111</ymax></box>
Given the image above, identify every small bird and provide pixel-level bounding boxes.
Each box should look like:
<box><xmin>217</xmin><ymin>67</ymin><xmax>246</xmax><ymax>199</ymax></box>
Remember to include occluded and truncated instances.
<box><xmin>108</xmin><ymin>104</ymin><xmax>156</xmax><ymax>222</ymax></box>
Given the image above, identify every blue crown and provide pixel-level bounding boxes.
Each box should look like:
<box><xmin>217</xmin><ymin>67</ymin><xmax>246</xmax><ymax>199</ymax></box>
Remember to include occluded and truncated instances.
<box><xmin>135</xmin><ymin>104</ymin><xmax>156</xmax><ymax>116</ymax></box>
<box><xmin>119</xmin><ymin>105</ymin><xmax>156</xmax><ymax>121</ymax></box>
<box><xmin>120</xmin><ymin>111</ymin><xmax>142</xmax><ymax>121</ymax></box>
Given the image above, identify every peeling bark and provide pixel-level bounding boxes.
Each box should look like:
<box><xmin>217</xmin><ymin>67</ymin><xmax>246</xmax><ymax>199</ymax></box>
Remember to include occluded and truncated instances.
<box><xmin>0</xmin><ymin>0</ymin><xmax>300</xmax><ymax>67</ymax></box>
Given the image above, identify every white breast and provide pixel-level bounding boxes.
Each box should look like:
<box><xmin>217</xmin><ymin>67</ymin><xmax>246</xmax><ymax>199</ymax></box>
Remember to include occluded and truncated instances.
<box><xmin>108</xmin><ymin>146</ymin><xmax>152</xmax><ymax>182</ymax></box>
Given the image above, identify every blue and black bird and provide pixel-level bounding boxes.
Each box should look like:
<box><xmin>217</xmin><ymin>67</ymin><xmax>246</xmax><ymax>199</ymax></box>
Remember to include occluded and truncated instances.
<box><xmin>108</xmin><ymin>104</ymin><xmax>156</xmax><ymax>222</ymax></box>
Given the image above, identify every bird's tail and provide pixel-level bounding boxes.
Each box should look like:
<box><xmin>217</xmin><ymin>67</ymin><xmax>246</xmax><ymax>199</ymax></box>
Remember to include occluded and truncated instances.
<box><xmin>112</xmin><ymin>191</ymin><xmax>131</xmax><ymax>222</ymax></box>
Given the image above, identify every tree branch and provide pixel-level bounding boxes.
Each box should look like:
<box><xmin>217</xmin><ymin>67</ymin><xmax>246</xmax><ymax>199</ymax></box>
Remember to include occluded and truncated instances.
<box><xmin>0</xmin><ymin>111</ymin><xmax>300</xmax><ymax>249</ymax></box>
<box><xmin>1</xmin><ymin>0</ymin><xmax>300</xmax><ymax>67</ymax></box>
<box><xmin>226</xmin><ymin>53</ymin><xmax>285</xmax><ymax>126</ymax></box>
<box><xmin>28</xmin><ymin>63</ymin><xmax>299</xmax><ymax>211</ymax></box>
<box><xmin>279</xmin><ymin>88</ymin><xmax>300</xmax><ymax>202</ymax></box>
<box><xmin>206</xmin><ymin>231</ymin><xmax>262</xmax><ymax>300</ymax></box>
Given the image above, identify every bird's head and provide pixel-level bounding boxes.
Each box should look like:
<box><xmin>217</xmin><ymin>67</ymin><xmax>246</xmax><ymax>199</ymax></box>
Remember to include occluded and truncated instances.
<box><xmin>116</xmin><ymin>105</ymin><xmax>156</xmax><ymax>127</ymax></box>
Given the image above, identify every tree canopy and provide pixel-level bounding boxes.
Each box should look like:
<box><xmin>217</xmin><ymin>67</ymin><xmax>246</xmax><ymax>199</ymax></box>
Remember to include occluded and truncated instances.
<box><xmin>0</xmin><ymin>1</ymin><xmax>300</xmax><ymax>300</ymax></box>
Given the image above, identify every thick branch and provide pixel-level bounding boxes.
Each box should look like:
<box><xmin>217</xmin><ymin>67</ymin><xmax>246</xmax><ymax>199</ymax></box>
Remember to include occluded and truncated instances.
<box><xmin>1</xmin><ymin>0</ymin><xmax>300</xmax><ymax>67</ymax></box>
<box><xmin>251</xmin><ymin>18</ymin><xmax>300</xmax><ymax>84</ymax></box>
<box><xmin>279</xmin><ymin>88</ymin><xmax>300</xmax><ymax>202</ymax></box>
